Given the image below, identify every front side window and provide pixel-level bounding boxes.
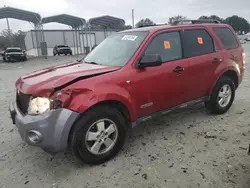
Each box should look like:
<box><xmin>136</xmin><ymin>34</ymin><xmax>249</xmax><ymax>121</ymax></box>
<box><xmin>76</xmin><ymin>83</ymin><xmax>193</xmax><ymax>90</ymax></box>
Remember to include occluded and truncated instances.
<box><xmin>145</xmin><ymin>31</ymin><xmax>182</xmax><ymax>62</ymax></box>
<box><xmin>182</xmin><ymin>29</ymin><xmax>215</xmax><ymax>58</ymax></box>
<box><xmin>83</xmin><ymin>31</ymin><xmax>148</xmax><ymax>66</ymax></box>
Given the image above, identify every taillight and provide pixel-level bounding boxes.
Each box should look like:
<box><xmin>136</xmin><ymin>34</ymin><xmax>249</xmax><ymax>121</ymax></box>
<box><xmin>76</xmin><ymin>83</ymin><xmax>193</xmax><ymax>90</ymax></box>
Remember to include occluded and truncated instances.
<box><xmin>242</xmin><ymin>52</ymin><xmax>246</xmax><ymax>65</ymax></box>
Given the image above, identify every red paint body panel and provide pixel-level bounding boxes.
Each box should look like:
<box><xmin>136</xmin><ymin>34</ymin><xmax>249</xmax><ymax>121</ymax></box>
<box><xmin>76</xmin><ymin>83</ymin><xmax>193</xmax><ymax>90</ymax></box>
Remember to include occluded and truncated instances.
<box><xmin>16</xmin><ymin>62</ymin><xmax>120</xmax><ymax>96</ymax></box>
<box><xmin>15</xmin><ymin>24</ymin><xmax>245</xmax><ymax>122</ymax></box>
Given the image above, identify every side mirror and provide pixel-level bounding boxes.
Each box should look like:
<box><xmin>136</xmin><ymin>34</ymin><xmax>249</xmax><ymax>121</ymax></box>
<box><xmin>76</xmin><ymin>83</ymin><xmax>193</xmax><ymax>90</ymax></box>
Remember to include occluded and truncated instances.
<box><xmin>137</xmin><ymin>54</ymin><xmax>162</xmax><ymax>69</ymax></box>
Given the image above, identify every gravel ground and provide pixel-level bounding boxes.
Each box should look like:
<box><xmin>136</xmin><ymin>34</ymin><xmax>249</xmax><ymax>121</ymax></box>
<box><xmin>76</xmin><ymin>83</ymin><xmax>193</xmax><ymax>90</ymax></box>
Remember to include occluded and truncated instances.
<box><xmin>0</xmin><ymin>47</ymin><xmax>250</xmax><ymax>188</ymax></box>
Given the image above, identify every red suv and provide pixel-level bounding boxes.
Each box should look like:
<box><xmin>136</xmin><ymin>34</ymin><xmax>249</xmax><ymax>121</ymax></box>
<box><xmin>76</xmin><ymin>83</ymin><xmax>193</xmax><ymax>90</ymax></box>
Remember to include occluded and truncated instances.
<box><xmin>9</xmin><ymin>20</ymin><xmax>246</xmax><ymax>164</ymax></box>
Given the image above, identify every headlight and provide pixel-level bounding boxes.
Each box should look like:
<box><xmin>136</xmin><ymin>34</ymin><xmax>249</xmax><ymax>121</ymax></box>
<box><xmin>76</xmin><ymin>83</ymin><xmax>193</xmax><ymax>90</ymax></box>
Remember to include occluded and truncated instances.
<box><xmin>28</xmin><ymin>97</ymin><xmax>51</xmax><ymax>115</ymax></box>
<box><xmin>27</xmin><ymin>96</ymin><xmax>63</xmax><ymax>115</ymax></box>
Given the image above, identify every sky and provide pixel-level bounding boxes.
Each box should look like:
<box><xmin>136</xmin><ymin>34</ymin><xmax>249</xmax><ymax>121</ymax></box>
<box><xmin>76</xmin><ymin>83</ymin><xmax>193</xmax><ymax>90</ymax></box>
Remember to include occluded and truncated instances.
<box><xmin>1</xmin><ymin>0</ymin><xmax>250</xmax><ymax>32</ymax></box>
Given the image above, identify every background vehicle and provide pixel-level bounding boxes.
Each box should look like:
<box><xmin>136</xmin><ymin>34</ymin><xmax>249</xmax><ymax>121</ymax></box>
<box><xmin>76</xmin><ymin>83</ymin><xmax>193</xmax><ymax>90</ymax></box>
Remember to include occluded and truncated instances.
<box><xmin>10</xmin><ymin>20</ymin><xmax>245</xmax><ymax>165</ymax></box>
<box><xmin>53</xmin><ymin>45</ymin><xmax>72</xmax><ymax>56</ymax></box>
<box><xmin>2</xmin><ymin>47</ymin><xmax>27</xmax><ymax>62</ymax></box>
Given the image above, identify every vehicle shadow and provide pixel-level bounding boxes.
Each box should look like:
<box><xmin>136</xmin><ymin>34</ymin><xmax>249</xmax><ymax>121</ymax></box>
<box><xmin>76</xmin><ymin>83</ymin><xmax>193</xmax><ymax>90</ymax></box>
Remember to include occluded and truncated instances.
<box><xmin>121</xmin><ymin>103</ymin><xmax>210</xmax><ymax>151</ymax></box>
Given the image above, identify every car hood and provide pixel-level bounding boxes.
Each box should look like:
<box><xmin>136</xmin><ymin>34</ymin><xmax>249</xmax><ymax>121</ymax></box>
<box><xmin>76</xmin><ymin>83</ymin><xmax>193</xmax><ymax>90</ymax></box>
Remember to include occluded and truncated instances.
<box><xmin>16</xmin><ymin>62</ymin><xmax>120</xmax><ymax>96</ymax></box>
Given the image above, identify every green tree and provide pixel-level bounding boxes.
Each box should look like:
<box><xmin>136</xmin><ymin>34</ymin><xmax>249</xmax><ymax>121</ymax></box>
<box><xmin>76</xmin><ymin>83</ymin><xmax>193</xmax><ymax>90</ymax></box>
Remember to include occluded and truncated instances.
<box><xmin>0</xmin><ymin>29</ymin><xmax>26</xmax><ymax>49</ymax></box>
<box><xmin>225</xmin><ymin>15</ymin><xmax>250</xmax><ymax>34</ymax></box>
<box><xmin>0</xmin><ymin>35</ymin><xmax>9</xmax><ymax>49</ymax></box>
<box><xmin>199</xmin><ymin>16</ymin><xmax>209</xmax><ymax>20</ymax></box>
<box><xmin>122</xmin><ymin>25</ymin><xmax>132</xmax><ymax>30</ymax></box>
<box><xmin>14</xmin><ymin>30</ymin><xmax>26</xmax><ymax>49</ymax></box>
<box><xmin>136</xmin><ymin>18</ymin><xmax>156</xmax><ymax>28</ymax></box>
<box><xmin>198</xmin><ymin>15</ymin><xmax>225</xmax><ymax>23</ymax></box>
<box><xmin>168</xmin><ymin>15</ymin><xmax>187</xmax><ymax>25</ymax></box>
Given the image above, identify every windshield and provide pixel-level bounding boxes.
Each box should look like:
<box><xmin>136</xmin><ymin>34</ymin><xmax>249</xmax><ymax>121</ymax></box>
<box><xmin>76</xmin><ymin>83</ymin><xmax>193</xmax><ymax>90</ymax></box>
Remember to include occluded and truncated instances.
<box><xmin>83</xmin><ymin>31</ymin><xmax>148</xmax><ymax>66</ymax></box>
<box><xmin>58</xmin><ymin>45</ymin><xmax>68</xmax><ymax>48</ymax></box>
<box><xmin>6</xmin><ymin>49</ymin><xmax>22</xmax><ymax>53</ymax></box>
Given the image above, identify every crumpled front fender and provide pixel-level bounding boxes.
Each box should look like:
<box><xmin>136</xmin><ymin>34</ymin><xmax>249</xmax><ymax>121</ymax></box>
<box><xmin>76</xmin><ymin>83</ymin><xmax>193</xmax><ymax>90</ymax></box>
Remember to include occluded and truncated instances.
<box><xmin>59</xmin><ymin>85</ymin><xmax>137</xmax><ymax>121</ymax></box>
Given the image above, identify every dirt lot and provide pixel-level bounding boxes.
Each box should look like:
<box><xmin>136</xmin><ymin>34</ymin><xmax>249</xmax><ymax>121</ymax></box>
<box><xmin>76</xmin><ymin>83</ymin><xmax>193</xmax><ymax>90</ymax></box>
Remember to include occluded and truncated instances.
<box><xmin>0</xmin><ymin>47</ymin><xmax>250</xmax><ymax>188</ymax></box>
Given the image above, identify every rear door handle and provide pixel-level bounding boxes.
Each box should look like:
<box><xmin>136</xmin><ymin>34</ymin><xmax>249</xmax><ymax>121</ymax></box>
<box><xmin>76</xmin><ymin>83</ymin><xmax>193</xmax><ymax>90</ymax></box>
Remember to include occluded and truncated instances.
<box><xmin>212</xmin><ymin>57</ymin><xmax>222</xmax><ymax>63</ymax></box>
<box><xmin>173</xmin><ymin>66</ymin><xmax>184</xmax><ymax>72</ymax></box>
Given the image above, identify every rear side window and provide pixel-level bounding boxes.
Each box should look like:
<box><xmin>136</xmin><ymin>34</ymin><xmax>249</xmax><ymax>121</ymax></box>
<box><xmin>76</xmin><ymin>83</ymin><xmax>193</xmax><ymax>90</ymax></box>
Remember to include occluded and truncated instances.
<box><xmin>182</xmin><ymin>29</ymin><xmax>215</xmax><ymax>58</ymax></box>
<box><xmin>145</xmin><ymin>31</ymin><xmax>182</xmax><ymax>62</ymax></box>
<box><xmin>213</xmin><ymin>27</ymin><xmax>239</xmax><ymax>50</ymax></box>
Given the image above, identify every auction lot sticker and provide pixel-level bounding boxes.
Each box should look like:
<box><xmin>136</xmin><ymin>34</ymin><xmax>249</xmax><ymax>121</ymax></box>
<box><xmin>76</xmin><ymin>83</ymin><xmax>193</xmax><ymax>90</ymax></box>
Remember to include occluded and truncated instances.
<box><xmin>122</xmin><ymin>35</ymin><xmax>138</xmax><ymax>41</ymax></box>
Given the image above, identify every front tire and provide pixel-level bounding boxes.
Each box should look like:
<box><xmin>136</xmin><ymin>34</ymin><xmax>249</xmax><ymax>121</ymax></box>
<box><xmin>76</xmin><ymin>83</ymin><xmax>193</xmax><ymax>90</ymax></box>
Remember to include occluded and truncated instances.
<box><xmin>205</xmin><ymin>76</ymin><xmax>235</xmax><ymax>114</ymax></box>
<box><xmin>70</xmin><ymin>106</ymin><xmax>127</xmax><ymax>165</ymax></box>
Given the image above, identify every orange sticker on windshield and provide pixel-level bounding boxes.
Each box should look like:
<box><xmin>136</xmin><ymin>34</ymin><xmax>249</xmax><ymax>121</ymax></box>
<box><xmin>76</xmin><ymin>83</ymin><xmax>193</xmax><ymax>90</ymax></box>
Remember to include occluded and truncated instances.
<box><xmin>164</xmin><ymin>41</ymin><xmax>171</xmax><ymax>49</ymax></box>
<box><xmin>197</xmin><ymin>37</ymin><xmax>203</xmax><ymax>44</ymax></box>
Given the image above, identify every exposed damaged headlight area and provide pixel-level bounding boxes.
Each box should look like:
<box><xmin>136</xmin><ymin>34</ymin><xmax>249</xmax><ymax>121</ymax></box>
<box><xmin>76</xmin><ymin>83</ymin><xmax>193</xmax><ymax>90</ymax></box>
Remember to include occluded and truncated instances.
<box><xmin>28</xmin><ymin>96</ymin><xmax>62</xmax><ymax>115</ymax></box>
<box><xmin>28</xmin><ymin>97</ymin><xmax>51</xmax><ymax>115</ymax></box>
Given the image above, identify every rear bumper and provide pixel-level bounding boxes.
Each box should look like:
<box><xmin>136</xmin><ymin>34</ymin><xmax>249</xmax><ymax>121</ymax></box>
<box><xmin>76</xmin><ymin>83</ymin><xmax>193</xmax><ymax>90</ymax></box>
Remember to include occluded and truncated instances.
<box><xmin>239</xmin><ymin>66</ymin><xmax>245</xmax><ymax>86</ymax></box>
<box><xmin>58</xmin><ymin>50</ymin><xmax>72</xmax><ymax>54</ymax></box>
<box><xmin>9</xmin><ymin>102</ymin><xmax>79</xmax><ymax>153</ymax></box>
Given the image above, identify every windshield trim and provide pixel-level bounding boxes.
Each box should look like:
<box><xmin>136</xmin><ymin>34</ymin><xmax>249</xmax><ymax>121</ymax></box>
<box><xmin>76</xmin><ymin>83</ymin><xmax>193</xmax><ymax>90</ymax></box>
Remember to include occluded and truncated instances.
<box><xmin>80</xmin><ymin>31</ymin><xmax>149</xmax><ymax>67</ymax></box>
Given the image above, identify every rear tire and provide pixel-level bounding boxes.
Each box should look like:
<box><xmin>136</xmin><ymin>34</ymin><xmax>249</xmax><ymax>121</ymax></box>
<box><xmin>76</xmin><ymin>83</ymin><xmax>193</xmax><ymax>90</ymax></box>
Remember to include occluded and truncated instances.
<box><xmin>205</xmin><ymin>76</ymin><xmax>235</xmax><ymax>114</ymax></box>
<box><xmin>70</xmin><ymin>106</ymin><xmax>127</xmax><ymax>165</ymax></box>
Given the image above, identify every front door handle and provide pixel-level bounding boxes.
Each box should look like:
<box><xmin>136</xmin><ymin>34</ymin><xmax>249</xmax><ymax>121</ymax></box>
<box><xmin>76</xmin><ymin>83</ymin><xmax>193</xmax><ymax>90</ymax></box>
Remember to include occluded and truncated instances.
<box><xmin>212</xmin><ymin>57</ymin><xmax>222</xmax><ymax>63</ymax></box>
<box><xmin>173</xmin><ymin>66</ymin><xmax>184</xmax><ymax>72</ymax></box>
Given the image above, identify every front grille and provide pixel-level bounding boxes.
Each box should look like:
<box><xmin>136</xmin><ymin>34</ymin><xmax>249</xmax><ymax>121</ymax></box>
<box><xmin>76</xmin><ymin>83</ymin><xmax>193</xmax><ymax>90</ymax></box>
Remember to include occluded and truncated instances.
<box><xmin>8</xmin><ymin>55</ymin><xmax>22</xmax><ymax>61</ymax></box>
<box><xmin>9</xmin><ymin>54</ymin><xmax>22</xmax><ymax>57</ymax></box>
<box><xmin>16</xmin><ymin>91</ymin><xmax>31</xmax><ymax>114</ymax></box>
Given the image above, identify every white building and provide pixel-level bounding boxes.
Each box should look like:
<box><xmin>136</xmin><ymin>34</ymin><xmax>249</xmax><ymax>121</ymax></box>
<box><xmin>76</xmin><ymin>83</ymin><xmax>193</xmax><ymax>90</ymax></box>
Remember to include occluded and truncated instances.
<box><xmin>24</xmin><ymin>29</ymin><xmax>117</xmax><ymax>56</ymax></box>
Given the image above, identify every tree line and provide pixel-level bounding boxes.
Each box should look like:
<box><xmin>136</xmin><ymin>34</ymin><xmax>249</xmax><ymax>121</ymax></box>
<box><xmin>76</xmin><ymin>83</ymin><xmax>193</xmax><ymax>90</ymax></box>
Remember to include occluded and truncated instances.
<box><xmin>135</xmin><ymin>15</ymin><xmax>250</xmax><ymax>34</ymax></box>
<box><xmin>0</xmin><ymin>30</ymin><xmax>26</xmax><ymax>50</ymax></box>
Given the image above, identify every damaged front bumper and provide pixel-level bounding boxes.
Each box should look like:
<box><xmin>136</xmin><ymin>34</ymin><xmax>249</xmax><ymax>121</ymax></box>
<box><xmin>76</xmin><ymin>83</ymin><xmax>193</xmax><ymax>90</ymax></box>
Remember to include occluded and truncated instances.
<box><xmin>6</xmin><ymin>55</ymin><xmax>26</xmax><ymax>62</ymax></box>
<box><xmin>9</xmin><ymin>102</ymin><xmax>79</xmax><ymax>153</ymax></box>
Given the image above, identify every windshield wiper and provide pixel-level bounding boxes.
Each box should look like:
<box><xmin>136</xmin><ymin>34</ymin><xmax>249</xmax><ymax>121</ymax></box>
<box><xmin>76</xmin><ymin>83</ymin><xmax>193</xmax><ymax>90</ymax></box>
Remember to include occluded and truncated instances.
<box><xmin>85</xmin><ymin>61</ymin><xmax>99</xmax><ymax>65</ymax></box>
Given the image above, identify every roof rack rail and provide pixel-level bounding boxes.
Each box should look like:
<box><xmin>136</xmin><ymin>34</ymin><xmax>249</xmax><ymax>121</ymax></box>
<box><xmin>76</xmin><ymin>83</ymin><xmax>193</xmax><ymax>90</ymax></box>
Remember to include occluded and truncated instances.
<box><xmin>172</xmin><ymin>19</ymin><xmax>221</xmax><ymax>25</ymax></box>
<box><xmin>137</xmin><ymin>24</ymin><xmax>159</xmax><ymax>28</ymax></box>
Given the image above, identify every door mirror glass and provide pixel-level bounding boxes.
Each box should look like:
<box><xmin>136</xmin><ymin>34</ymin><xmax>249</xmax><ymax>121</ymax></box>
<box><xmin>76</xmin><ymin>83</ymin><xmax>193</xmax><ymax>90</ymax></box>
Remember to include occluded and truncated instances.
<box><xmin>137</xmin><ymin>54</ymin><xmax>162</xmax><ymax>68</ymax></box>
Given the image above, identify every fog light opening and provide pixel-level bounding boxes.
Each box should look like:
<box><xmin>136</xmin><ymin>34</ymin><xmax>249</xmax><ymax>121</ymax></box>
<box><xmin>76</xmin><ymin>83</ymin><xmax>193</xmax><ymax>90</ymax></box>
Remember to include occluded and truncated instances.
<box><xmin>27</xmin><ymin>130</ymin><xmax>42</xmax><ymax>144</ymax></box>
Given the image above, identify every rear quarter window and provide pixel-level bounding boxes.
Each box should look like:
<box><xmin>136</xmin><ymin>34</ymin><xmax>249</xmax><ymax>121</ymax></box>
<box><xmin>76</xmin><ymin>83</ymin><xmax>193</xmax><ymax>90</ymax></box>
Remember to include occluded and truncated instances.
<box><xmin>212</xmin><ymin>27</ymin><xmax>239</xmax><ymax>50</ymax></box>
